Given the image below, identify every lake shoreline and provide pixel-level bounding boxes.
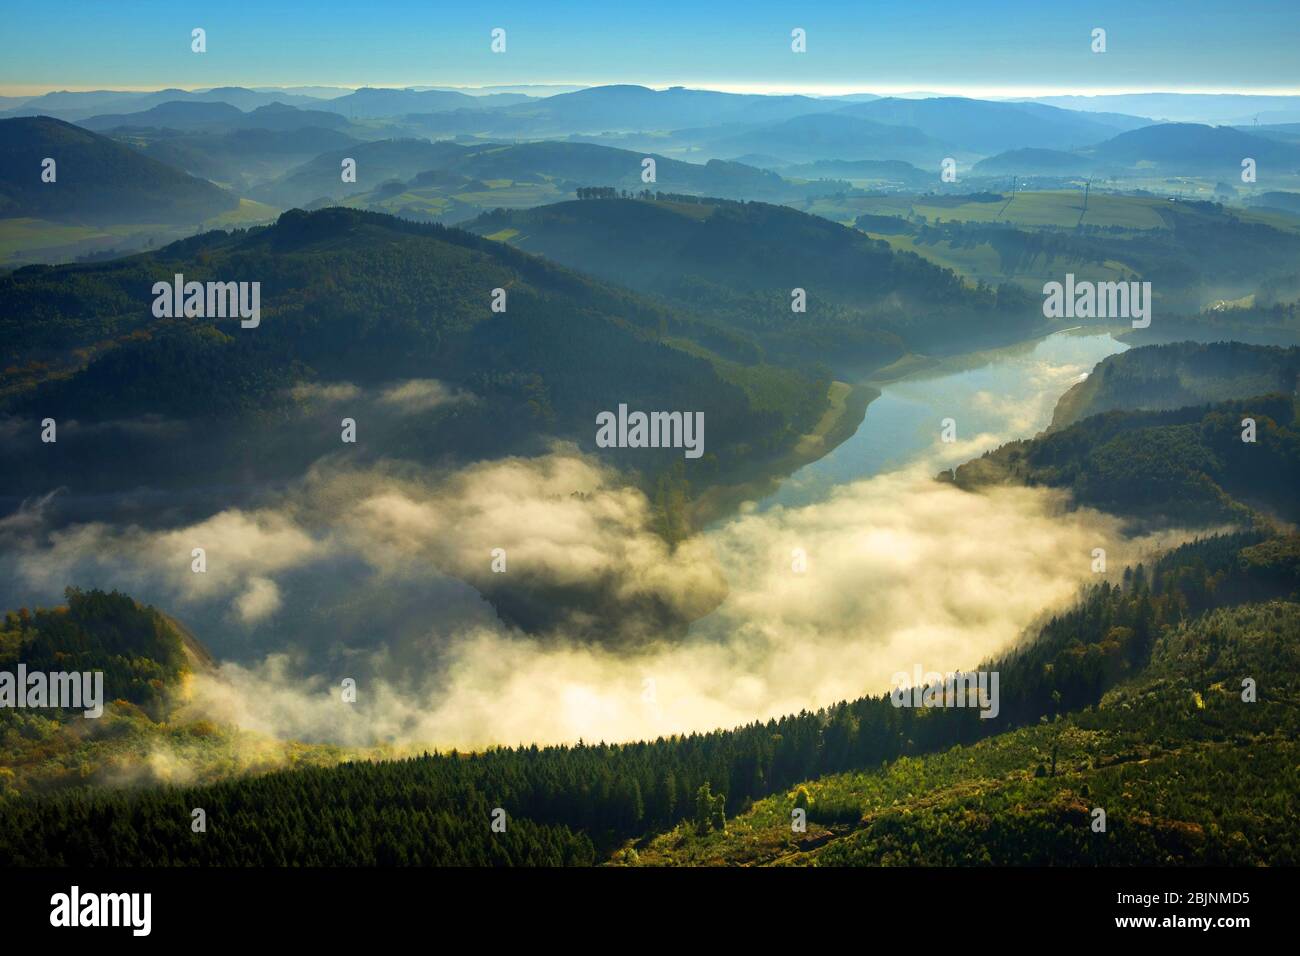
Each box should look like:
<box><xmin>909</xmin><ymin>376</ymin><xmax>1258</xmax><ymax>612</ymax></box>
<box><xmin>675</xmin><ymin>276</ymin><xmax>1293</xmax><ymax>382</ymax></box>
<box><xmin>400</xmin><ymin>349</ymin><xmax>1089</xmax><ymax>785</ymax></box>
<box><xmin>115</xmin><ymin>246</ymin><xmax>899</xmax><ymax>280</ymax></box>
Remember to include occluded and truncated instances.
<box><xmin>691</xmin><ymin>379</ymin><xmax>879</xmax><ymax>527</ymax></box>
<box><xmin>689</xmin><ymin>324</ymin><xmax>1126</xmax><ymax>528</ymax></box>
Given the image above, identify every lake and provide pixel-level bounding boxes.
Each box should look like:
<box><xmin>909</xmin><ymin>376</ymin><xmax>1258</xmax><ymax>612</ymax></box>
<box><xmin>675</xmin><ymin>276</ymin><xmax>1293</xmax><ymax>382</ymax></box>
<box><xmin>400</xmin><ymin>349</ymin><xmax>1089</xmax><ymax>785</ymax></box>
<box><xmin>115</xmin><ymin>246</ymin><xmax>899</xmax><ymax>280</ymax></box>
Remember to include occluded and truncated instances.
<box><xmin>760</xmin><ymin>330</ymin><xmax>1129</xmax><ymax>510</ymax></box>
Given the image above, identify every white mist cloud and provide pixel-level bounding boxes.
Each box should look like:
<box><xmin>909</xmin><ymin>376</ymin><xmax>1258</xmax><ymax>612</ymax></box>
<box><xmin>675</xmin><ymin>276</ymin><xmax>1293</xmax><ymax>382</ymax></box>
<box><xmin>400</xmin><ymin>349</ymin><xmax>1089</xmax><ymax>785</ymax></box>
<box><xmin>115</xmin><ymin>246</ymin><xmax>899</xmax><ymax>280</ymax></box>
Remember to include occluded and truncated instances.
<box><xmin>288</xmin><ymin>378</ymin><xmax>469</xmax><ymax>415</ymax></box>
<box><xmin>377</xmin><ymin>379</ymin><xmax>467</xmax><ymax>413</ymax></box>
<box><xmin>325</xmin><ymin>452</ymin><xmax>725</xmax><ymax>620</ymax></box>
<box><xmin>168</xmin><ymin>449</ymin><xmax>1183</xmax><ymax>751</ymax></box>
<box><xmin>384</xmin><ymin>459</ymin><xmax>1177</xmax><ymax>748</ymax></box>
<box><xmin>0</xmin><ymin>445</ymin><xmax>725</xmax><ymax>638</ymax></box>
<box><xmin>1</xmin><ymin>372</ymin><xmax>1193</xmax><ymax>753</ymax></box>
<box><xmin>233</xmin><ymin>576</ymin><xmax>282</xmax><ymax>624</ymax></box>
<box><xmin>3</xmin><ymin>505</ymin><xmax>322</xmax><ymax>621</ymax></box>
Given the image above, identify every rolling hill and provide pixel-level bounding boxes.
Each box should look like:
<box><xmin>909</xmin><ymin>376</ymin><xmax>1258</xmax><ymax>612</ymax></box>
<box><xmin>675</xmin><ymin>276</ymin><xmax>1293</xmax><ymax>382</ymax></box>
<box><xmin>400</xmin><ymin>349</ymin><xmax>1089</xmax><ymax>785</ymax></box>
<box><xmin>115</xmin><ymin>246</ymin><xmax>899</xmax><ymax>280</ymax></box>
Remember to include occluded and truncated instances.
<box><xmin>0</xmin><ymin>116</ymin><xmax>238</xmax><ymax>224</ymax></box>
<box><xmin>249</xmin><ymin>139</ymin><xmax>472</xmax><ymax>207</ymax></box>
<box><xmin>948</xmin><ymin>390</ymin><xmax>1300</xmax><ymax>528</ymax></box>
<box><xmin>821</xmin><ymin>189</ymin><xmax>1300</xmax><ymax>313</ymax></box>
<box><xmin>1030</xmin><ymin>92</ymin><xmax>1300</xmax><ymax>126</ymax></box>
<box><xmin>318</xmin><ymin>86</ymin><xmax>527</xmax><ymax>118</ymax></box>
<box><xmin>125</xmin><ymin>126</ymin><xmax>362</xmax><ymax>191</ymax></box>
<box><xmin>709</xmin><ymin>112</ymin><xmax>945</xmax><ymax>165</ymax></box>
<box><xmin>1050</xmin><ymin>342</ymin><xmax>1300</xmax><ymax>429</ymax></box>
<box><xmin>257</xmin><ymin>139</ymin><xmax>835</xmax><ymax>213</ymax></box>
<box><xmin>0</xmin><ymin>205</ymin><xmax>832</xmax><ymax>637</ymax></box>
<box><xmin>836</xmin><ymin>97</ymin><xmax>1148</xmax><ymax>154</ymax></box>
<box><xmin>0</xmin><ymin>587</ymin><xmax>357</xmax><ymax>798</ymax></box>
<box><xmin>80</xmin><ymin>99</ymin><xmax>246</xmax><ymax>131</ymax></box>
<box><xmin>0</xmin><ymin>87</ymin><xmax>329</xmax><ymax>122</ymax></box>
<box><xmin>444</xmin><ymin>141</ymin><xmax>788</xmax><ymax>195</ymax></box>
<box><xmin>972</xmin><ymin>147</ymin><xmax>1099</xmax><ymax>176</ymax></box>
<box><xmin>956</xmin><ymin>122</ymin><xmax>1300</xmax><ymax>178</ymax></box>
<box><xmin>1082</xmin><ymin>123</ymin><xmax>1300</xmax><ymax>173</ymax></box>
<box><xmin>476</xmin><ymin>84</ymin><xmax>844</xmax><ymax>133</ymax></box>
<box><xmin>83</xmin><ymin>100</ymin><xmax>356</xmax><ymax>134</ymax></box>
<box><xmin>468</xmin><ymin>195</ymin><xmax>1040</xmax><ymax>366</ymax></box>
<box><xmin>0</xmin><ymin>206</ymin><xmax>825</xmax><ymax>502</ymax></box>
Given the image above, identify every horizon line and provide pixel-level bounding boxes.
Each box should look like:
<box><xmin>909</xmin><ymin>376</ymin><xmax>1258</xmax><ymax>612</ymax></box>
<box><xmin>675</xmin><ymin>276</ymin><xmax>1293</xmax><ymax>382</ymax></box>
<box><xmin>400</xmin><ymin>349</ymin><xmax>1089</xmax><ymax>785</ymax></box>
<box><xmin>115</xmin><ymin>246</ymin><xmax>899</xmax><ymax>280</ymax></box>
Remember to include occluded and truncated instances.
<box><xmin>4</xmin><ymin>81</ymin><xmax>1300</xmax><ymax>99</ymax></box>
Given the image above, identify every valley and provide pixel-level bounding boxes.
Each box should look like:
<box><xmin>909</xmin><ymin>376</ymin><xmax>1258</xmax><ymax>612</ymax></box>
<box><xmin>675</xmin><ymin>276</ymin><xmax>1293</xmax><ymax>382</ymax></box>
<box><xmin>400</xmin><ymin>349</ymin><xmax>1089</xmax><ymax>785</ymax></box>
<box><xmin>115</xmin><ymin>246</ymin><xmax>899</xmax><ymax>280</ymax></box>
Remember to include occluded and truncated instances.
<box><xmin>1</xmin><ymin>57</ymin><xmax>1298</xmax><ymax>879</ymax></box>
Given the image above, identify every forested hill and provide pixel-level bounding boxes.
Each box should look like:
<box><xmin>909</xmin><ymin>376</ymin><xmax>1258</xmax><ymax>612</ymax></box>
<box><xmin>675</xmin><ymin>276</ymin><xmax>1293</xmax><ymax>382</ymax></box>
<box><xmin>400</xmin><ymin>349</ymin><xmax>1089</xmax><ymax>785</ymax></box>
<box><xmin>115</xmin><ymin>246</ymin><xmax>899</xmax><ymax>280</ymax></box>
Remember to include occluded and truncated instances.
<box><xmin>1051</xmin><ymin>342</ymin><xmax>1300</xmax><ymax>429</ymax></box>
<box><xmin>2</xmin><ymin>530</ymin><xmax>1295</xmax><ymax>864</ymax></box>
<box><xmin>639</xmin><ymin>593</ymin><xmax>1300</xmax><ymax>866</ymax></box>
<box><xmin>0</xmin><ymin>116</ymin><xmax>238</xmax><ymax>223</ymax></box>
<box><xmin>1</xmin><ymin>207</ymin><xmax>826</xmax><ymax>498</ymax></box>
<box><xmin>949</xmin><ymin>390</ymin><xmax>1300</xmax><ymax>527</ymax></box>
<box><xmin>947</xmin><ymin>341</ymin><xmax>1299</xmax><ymax>587</ymax></box>
<box><xmin>0</xmin><ymin>589</ymin><xmax>370</xmax><ymax>799</ymax></box>
<box><xmin>0</xmin><ymin>589</ymin><xmax>191</xmax><ymax>720</ymax></box>
<box><xmin>469</xmin><ymin>197</ymin><xmax>1041</xmax><ymax>367</ymax></box>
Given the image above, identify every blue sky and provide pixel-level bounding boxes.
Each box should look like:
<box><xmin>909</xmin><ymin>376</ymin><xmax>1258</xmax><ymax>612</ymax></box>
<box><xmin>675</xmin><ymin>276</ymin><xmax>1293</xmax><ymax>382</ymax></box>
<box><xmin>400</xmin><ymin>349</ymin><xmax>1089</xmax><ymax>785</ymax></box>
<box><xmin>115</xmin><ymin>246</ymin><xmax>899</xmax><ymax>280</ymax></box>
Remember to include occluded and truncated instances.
<box><xmin>2</xmin><ymin>0</ymin><xmax>1297</xmax><ymax>96</ymax></box>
